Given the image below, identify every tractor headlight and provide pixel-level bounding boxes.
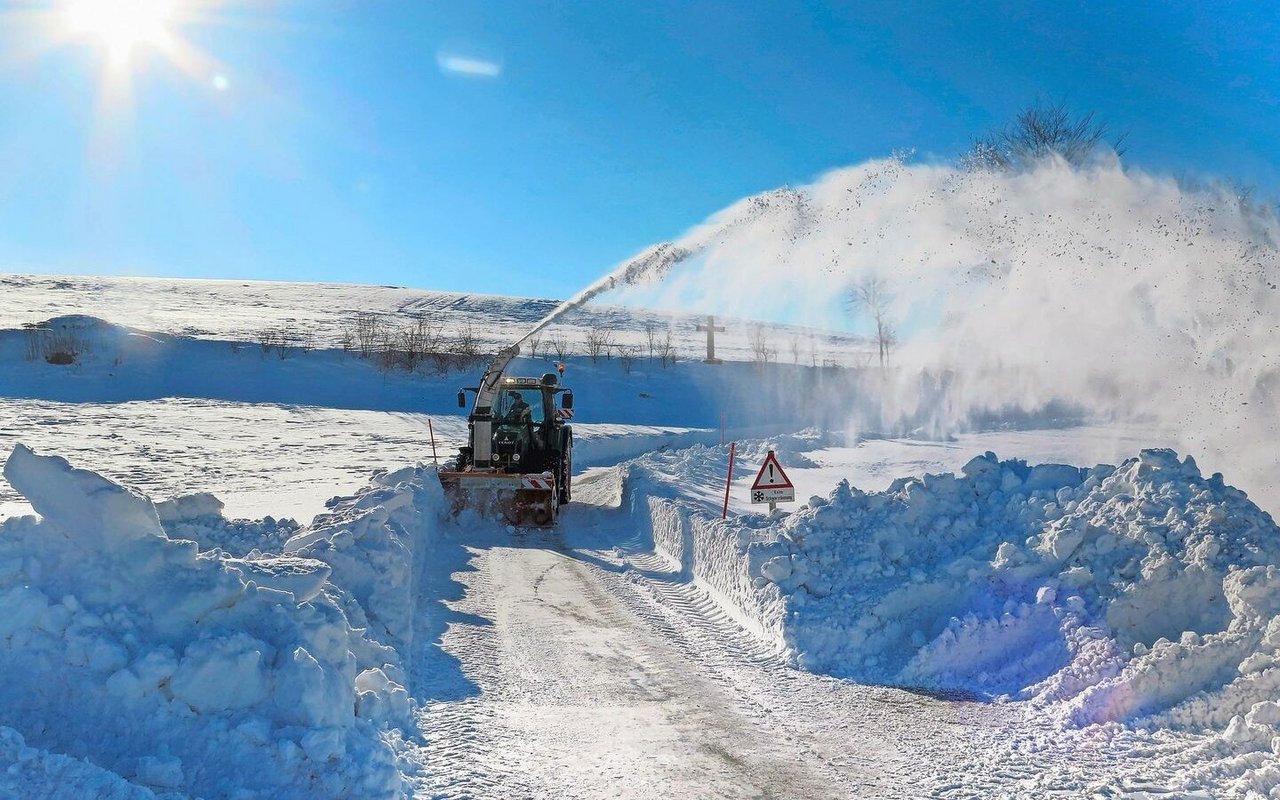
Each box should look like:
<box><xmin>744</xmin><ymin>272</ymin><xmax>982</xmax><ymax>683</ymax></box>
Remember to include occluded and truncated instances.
<box><xmin>512</xmin><ymin>453</ymin><xmax>521</xmax><ymax>462</ymax></box>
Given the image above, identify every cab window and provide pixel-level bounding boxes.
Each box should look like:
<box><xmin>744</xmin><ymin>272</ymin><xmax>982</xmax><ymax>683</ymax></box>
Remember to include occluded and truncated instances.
<box><xmin>496</xmin><ymin>389</ymin><xmax>545</xmax><ymax>423</ymax></box>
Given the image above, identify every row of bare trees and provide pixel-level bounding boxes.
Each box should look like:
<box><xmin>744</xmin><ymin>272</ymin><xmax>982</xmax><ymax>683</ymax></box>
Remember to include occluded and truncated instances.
<box><xmin>335</xmin><ymin>313</ymin><xmax>485</xmax><ymax>374</ymax></box>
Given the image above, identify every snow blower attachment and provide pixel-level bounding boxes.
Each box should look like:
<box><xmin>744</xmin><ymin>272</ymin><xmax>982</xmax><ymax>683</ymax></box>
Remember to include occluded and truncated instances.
<box><xmin>440</xmin><ymin>345</ymin><xmax>574</xmax><ymax>527</ymax></box>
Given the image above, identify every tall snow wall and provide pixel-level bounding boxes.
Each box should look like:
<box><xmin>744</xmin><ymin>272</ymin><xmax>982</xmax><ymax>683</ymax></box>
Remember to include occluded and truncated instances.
<box><xmin>629</xmin><ymin>443</ymin><xmax>1280</xmax><ymax>737</ymax></box>
<box><xmin>0</xmin><ymin>444</ymin><xmax>447</xmax><ymax>799</ymax></box>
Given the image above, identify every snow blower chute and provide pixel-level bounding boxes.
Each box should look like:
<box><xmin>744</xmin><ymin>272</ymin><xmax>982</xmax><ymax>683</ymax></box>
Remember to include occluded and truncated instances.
<box><xmin>440</xmin><ymin>345</ymin><xmax>574</xmax><ymax>527</ymax></box>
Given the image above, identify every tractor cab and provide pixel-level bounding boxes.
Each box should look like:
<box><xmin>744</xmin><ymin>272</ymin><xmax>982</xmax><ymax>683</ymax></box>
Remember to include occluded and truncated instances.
<box><xmin>454</xmin><ymin>372</ymin><xmax>573</xmax><ymax>475</ymax></box>
<box><xmin>490</xmin><ymin>386</ymin><xmax>542</xmax><ymax>467</ymax></box>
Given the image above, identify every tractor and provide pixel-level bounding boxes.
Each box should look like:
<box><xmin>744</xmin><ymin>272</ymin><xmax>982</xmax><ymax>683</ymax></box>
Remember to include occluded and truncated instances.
<box><xmin>439</xmin><ymin>345</ymin><xmax>574</xmax><ymax>526</ymax></box>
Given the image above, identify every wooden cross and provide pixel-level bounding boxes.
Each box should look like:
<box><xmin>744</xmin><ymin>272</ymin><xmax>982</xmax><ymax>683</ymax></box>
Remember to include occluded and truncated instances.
<box><xmin>696</xmin><ymin>315</ymin><xmax>725</xmax><ymax>364</ymax></box>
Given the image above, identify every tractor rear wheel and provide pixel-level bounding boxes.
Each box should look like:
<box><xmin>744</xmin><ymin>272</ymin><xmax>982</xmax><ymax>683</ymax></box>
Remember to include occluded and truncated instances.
<box><xmin>558</xmin><ymin>433</ymin><xmax>572</xmax><ymax>505</ymax></box>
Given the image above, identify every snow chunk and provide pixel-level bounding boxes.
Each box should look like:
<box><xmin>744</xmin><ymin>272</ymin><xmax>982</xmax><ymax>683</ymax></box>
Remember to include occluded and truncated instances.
<box><xmin>155</xmin><ymin>492</ymin><xmax>224</xmax><ymax>523</ymax></box>
<box><xmin>3</xmin><ymin>444</ymin><xmax>164</xmax><ymax>547</ymax></box>
<box><xmin>170</xmin><ymin>634</ymin><xmax>271</xmax><ymax>713</ymax></box>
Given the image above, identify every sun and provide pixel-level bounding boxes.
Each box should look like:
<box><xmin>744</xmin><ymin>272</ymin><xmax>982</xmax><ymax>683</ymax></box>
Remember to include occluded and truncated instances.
<box><xmin>65</xmin><ymin>0</ymin><xmax>177</xmax><ymax>62</ymax></box>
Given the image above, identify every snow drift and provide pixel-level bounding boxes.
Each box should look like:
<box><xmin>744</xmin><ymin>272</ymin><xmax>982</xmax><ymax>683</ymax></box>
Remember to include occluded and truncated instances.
<box><xmin>0</xmin><ymin>444</ymin><xmax>446</xmax><ymax>798</ymax></box>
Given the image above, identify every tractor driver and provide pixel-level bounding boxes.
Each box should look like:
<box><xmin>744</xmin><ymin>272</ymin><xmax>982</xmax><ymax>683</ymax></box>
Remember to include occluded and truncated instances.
<box><xmin>506</xmin><ymin>391</ymin><xmax>532</xmax><ymax>423</ymax></box>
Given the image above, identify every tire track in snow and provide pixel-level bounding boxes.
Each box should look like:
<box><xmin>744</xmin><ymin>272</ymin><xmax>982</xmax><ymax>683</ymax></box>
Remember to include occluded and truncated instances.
<box><xmin>412</xmin><ymin>544</ymin><xmax>541</xmax><ymax>799</ymax></box>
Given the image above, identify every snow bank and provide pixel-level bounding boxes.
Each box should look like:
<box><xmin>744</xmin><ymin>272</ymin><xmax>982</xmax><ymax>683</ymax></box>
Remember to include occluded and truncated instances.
<box><xmin>635</xmin><ymin>444</ymin><xmax>1280</xmax><ymax>738</ymax></box>
<box><xmin>0</xmin><ymin>444</ymin><xmax>446</xmax><ymax>798</ymax></box>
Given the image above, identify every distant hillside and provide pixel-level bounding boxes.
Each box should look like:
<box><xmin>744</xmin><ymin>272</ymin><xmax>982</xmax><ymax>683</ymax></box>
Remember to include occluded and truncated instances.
<box><xmin>0</xmin><ymin>273</ymin><xmax>871</xmax><ymax>367</ymax></box>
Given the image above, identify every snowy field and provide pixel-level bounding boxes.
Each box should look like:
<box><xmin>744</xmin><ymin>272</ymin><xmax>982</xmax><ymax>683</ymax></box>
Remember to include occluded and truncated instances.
<box><xmin>1</xmin><ymin>262</ymin><xmax>1278</xmax><ymax>798</ymax></box>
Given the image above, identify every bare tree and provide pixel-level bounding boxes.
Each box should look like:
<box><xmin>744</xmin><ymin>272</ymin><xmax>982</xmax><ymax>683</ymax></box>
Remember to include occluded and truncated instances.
<box><xmin>617</xmin><ymin>344</ymin><xmax>639</xmax><ymax>374</ymax></box>
<box><xmin>525</xmin><ymin>332</ymin><xmax>543</xmax><ymax>359</ymax></box>
<box><xmin>298</xmin><ymin>328</ymin><xmax>317</xmax><ymax>354</ymax></box>
<box><xmin>961</xmin><ymin>101</ymin><xmax>1126</xmax><ymax>171</ymax></box>
<box><xmin>748</xmin><ymin>325</ymin><xmax>776</xmax><ymax>367</ymax></box>
<box><xmin>353</xmin><ymin>313</ymin><xmax>384</xmax><ymax>359</ymax></box>
<box><xmin>643</xmin><ymin>320</ymin><xmax>659</xmax><ymax>360</ymax></box>
<box><xmin>381</xmin><ymin>318</ymin><xmax>442</xmax><ymax>372</ymax></box>
<box><xmin>584</xmin><ymin>328</ymin><xmax>614</xmax><ymax>363</ymax></box>
<box><xmin>448</xmin><ymin>324</ymin><xmax>482</xmax><ymax>371</ymax></box>
<box><xmin>846</xmin><ymin>276</ymin><xmax>896</xmax><ymax>368</ymax></box>
<box><xmin>789</xmin><ymin>336</ymin><xmax>801</xmax><ymax>365</ymax></box>
<box><xmin>548</xmin><ymin>332</ymin><xmax>571</xmax><ymax>361</ymax></box>
<box><xmin>658</xmin><ymin>330</ymin><xmax>676</xmax><ymax>368</ymax></box>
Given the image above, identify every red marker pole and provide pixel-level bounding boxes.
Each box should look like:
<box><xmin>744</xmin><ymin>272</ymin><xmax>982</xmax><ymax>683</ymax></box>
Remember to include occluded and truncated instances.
<box><xmin>722</xmin><ymin>441</ymin><xmax>736</xmax><ymax>519</ymax></box>
<box><xmin>428</xmin><ymin>418</ymin><xmax>439</xmax><ymax>465</ymax></box>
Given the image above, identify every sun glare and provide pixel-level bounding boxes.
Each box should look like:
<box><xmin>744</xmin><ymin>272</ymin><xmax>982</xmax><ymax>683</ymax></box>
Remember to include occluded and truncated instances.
<box><xmin>66</xmin><ymin>0</ymin><xmax>177</xmax><ymax>61</ymax></box>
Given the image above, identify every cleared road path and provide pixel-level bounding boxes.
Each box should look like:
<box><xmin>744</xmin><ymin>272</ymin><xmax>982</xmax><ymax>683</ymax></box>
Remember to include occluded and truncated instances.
<box><xmin>406</xmin><ymin>469</ymin><xmax>1052</xmax><ymax>799</ymax></box>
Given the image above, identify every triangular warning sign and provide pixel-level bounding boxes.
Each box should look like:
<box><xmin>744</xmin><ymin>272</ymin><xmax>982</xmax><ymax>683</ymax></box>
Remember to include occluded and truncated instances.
<box><xmin>751</xmin><ymin>451</ymin><xmax>794</xmax><ymax>490</ymax></box>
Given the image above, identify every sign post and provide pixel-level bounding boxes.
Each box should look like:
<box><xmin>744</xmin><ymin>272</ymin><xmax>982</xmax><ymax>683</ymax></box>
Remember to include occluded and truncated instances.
<box><xmin>750</xmin><ymin>450</ymin><xmax>795</xmax><ymax>512</ymax></box>
<box><xmin>722</xmin><ymin>442</ymin><xmax>736</xmax><ymax>519</ymax></box>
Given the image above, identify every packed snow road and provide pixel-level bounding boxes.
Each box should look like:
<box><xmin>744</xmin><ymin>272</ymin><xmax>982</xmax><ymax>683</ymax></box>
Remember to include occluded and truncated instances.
<box><xmin>406</xmin><ymin>470</ymin><xmax>1012</xmax><ymax>799</ymax></box>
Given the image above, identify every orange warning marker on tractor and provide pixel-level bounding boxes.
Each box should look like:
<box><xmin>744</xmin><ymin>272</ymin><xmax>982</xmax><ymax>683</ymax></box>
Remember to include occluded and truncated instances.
<box><xmin>750</xmin><ymin>450</ymin><xmax>795</xmax><ymax>507</ymax></box>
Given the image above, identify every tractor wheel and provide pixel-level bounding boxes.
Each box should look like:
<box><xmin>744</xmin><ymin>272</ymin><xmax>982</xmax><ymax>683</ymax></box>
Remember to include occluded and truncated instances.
<box><xmin>558</xmin><ymin>434</ymin><xmax>572</xmax><ymax>505</ymax></box>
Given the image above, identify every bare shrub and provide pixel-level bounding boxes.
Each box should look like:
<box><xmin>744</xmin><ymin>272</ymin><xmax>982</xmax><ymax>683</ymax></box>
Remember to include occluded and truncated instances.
<box><xmin>24</xmin><ymin>323</ymin><xmax>89</xmax><ymax>365</ymax></box>
<box><xmin>618</xmin><ymin>344</ymin><xmax>639</xmax><ymax>374</ymax></box>
<box><xmin>789</xmin><ymin>336</ymin><xmax>801</xmax><ymax>364</ymax></box>
<box><xmin>297</xmin><ymin>328</ymin><xmax>317</xmax><ymax>353</ymax></box>
<box><xmin>525</xmin><ymin>332</ymin><xmax>543</xmax><ymax>359</ymax></box>
<box><xmin>962</xmin><ymin>101</ymin><xmax>1126</xmax><ymax>171</ymax></box>
<box><xmin>255</xmin><ymin>325</ymin><xmax>297</xmax><ymax>360</ymax></box>
<box><xmin>584</xmin><ymin>328</ymin><xmax>614</xmax><ymax>363</ymax></box>
<box><xmin>22</xmin><ymin>323</ymin><xmax>45</xmax><ymax>362</ymax></box>
<box><xmin>255</xmin><ymin>326</ymin><xmax>283</xmax><ymax>357</ymax></box>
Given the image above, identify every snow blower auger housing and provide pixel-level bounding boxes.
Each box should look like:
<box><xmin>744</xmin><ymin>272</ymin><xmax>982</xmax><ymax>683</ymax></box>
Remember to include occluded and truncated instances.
<box><xmin>440</xmin><ymin>345</ymin><xmax>574</xmax><ymax>527</ymax></box>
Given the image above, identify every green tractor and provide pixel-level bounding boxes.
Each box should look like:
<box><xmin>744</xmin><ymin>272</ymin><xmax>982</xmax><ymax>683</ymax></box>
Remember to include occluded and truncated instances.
<box><xmin>440</xmin><ymin>346</ymin><xmax>574</xmax><ymax>526</ymax></box>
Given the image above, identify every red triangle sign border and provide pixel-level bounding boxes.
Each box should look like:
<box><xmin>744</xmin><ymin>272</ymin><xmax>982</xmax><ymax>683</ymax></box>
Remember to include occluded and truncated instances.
<box><xmin>750</xmin><ymin>451</ymin><xmax>794</xmax><ymax>490</ymax></box>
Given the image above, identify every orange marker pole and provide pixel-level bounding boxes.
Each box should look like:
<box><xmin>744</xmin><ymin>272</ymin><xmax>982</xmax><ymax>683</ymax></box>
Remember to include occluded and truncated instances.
<box><xmin>722</xmin><ymin>441</ymin><xmax>736</xmax><ymax>520</ymax></box>
<box><xmin>428</xmin><ymin>418</ymin><xmax>439</xmax><ymax>465</ymax></box>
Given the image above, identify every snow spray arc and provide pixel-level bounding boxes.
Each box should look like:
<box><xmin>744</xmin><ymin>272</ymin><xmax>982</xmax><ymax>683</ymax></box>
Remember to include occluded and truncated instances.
<box><xmin>597</xmin><ymin>155</ymin><xmax>1280</xmax><ymax>515</ymax></box>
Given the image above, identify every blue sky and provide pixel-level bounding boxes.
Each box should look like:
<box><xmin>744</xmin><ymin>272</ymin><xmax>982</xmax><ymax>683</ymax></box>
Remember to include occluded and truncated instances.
<box><xmin>1</xmin><ymin>0</ymin><xmax>1277</xmax><ymax>299</ymax></box>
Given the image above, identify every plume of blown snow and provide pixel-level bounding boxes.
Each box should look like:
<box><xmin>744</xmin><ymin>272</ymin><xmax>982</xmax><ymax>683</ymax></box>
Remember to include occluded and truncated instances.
<box><xmin>601</xmin><ymin>155</ymin><xmax>1280</xmax><ymax>511</ymax></box>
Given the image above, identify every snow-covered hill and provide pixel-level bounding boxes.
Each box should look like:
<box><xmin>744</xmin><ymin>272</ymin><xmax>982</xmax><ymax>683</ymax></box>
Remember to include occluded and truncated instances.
<box><xmin>0</xmin><ymin>273</ymin><xmax>871</xmax><ymax>366</ymax></box>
